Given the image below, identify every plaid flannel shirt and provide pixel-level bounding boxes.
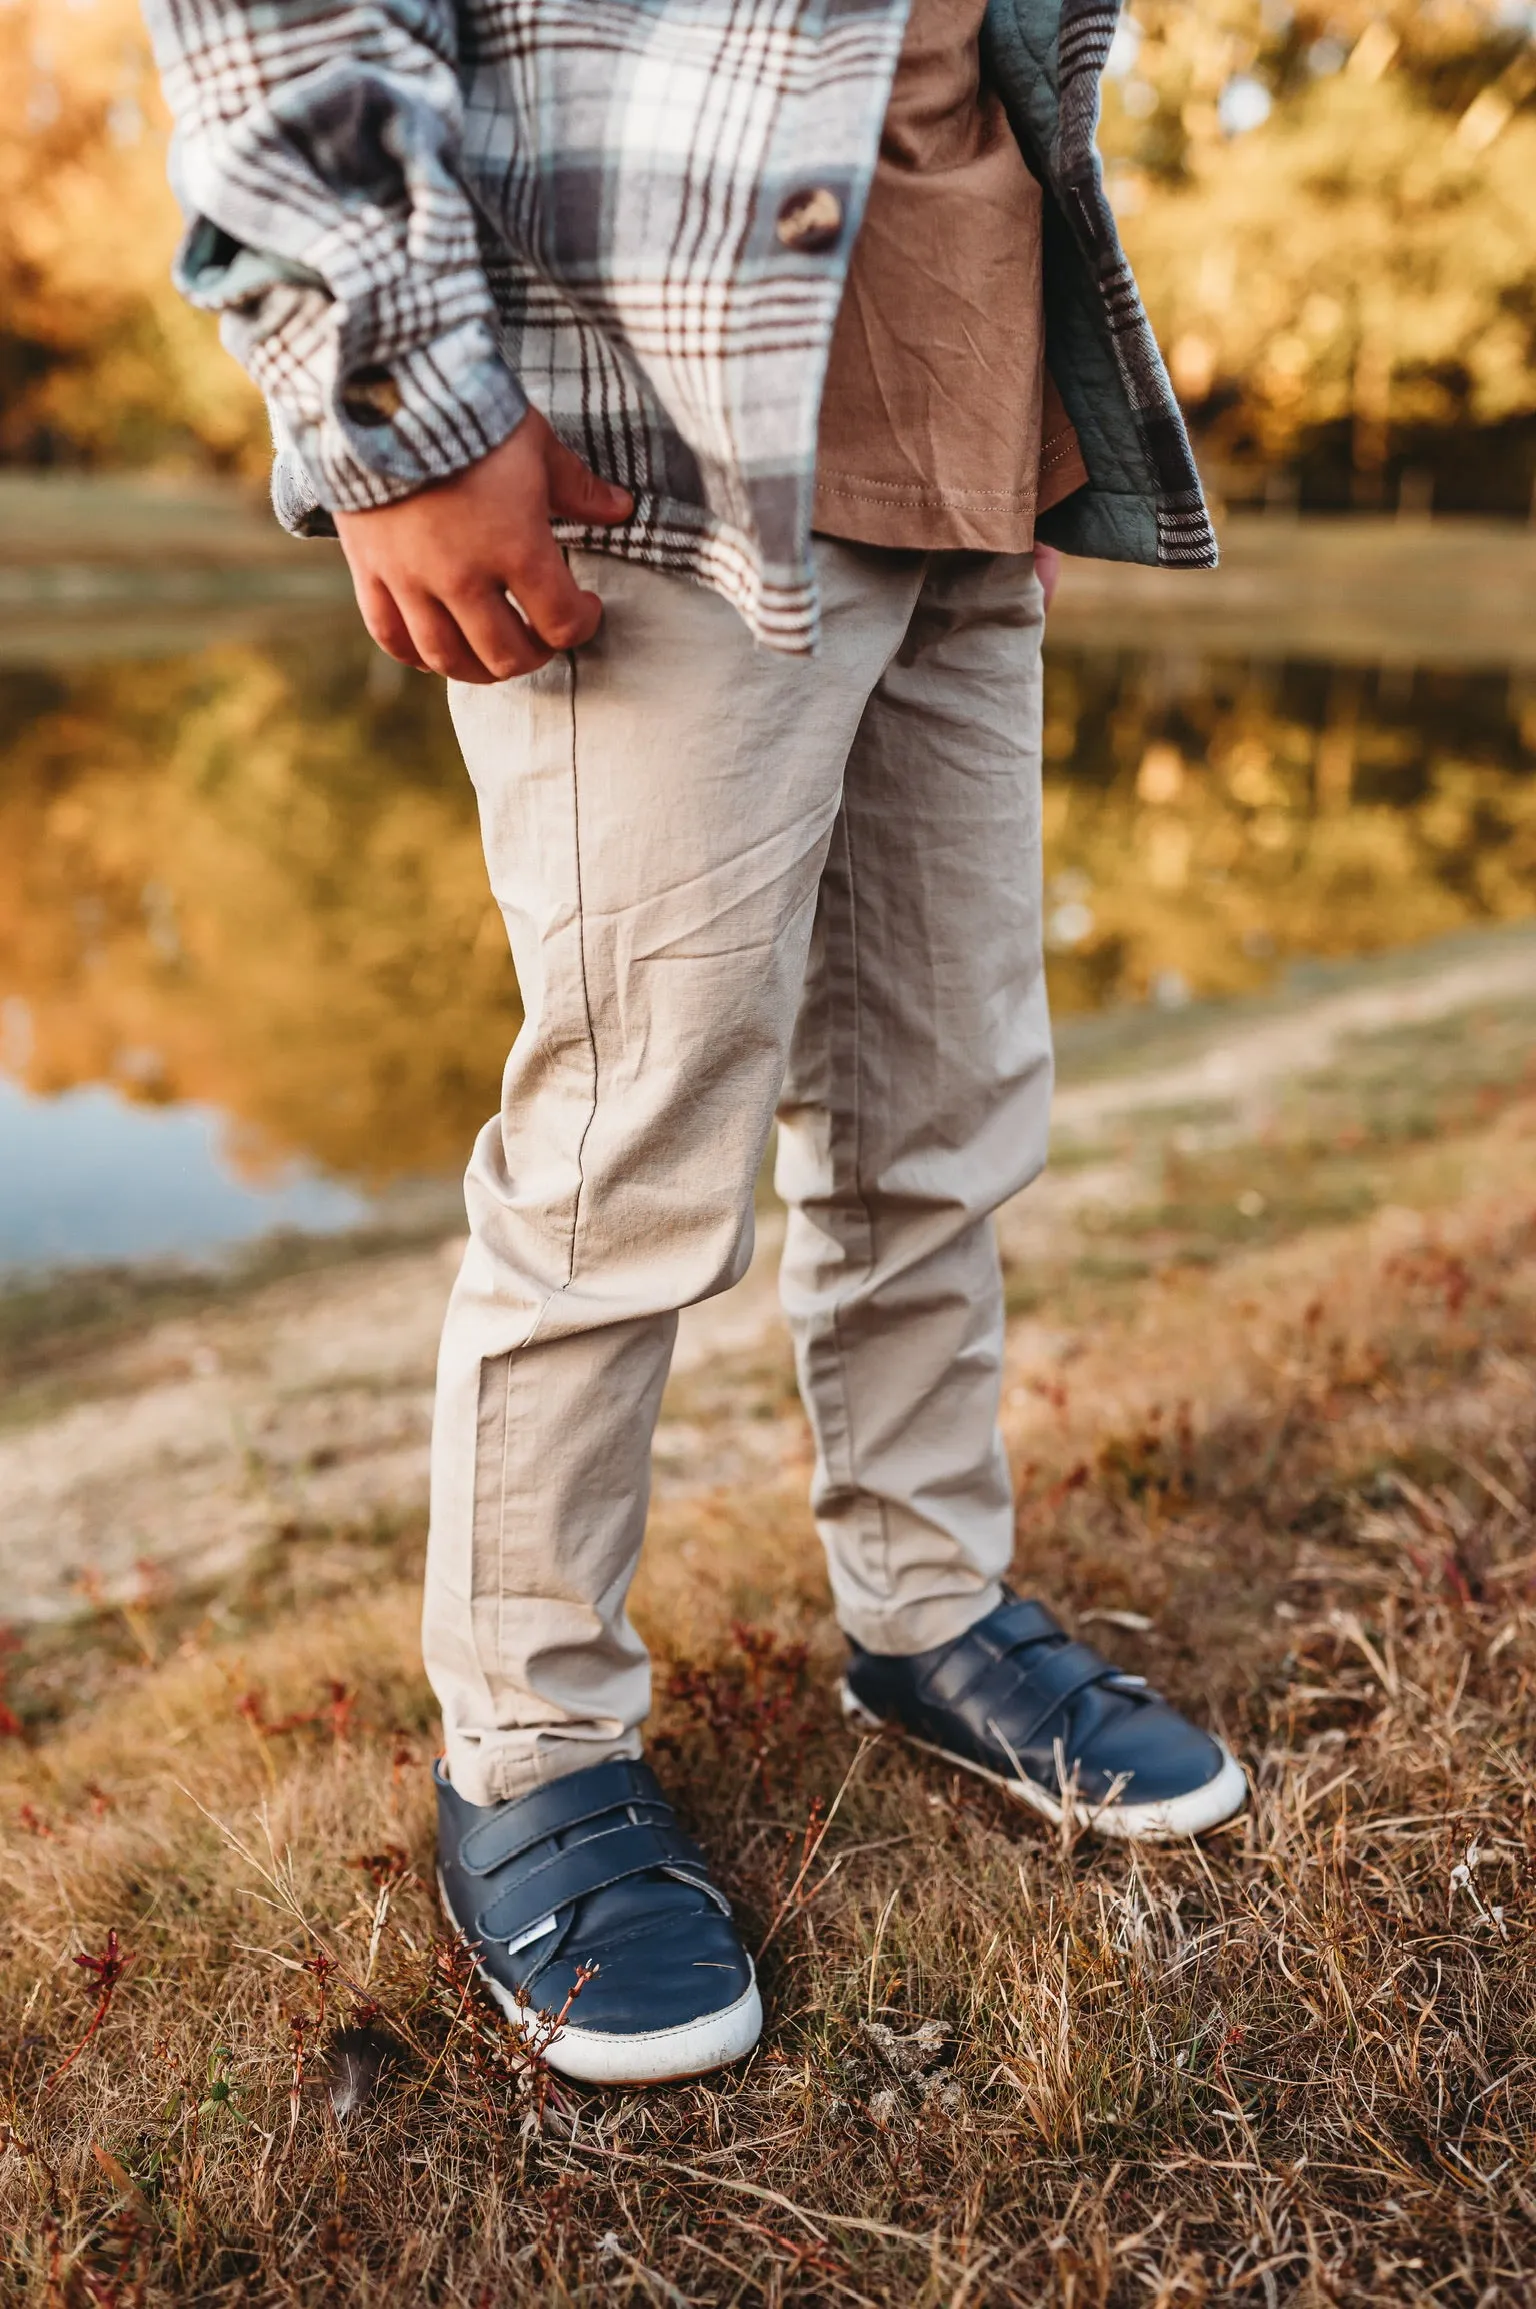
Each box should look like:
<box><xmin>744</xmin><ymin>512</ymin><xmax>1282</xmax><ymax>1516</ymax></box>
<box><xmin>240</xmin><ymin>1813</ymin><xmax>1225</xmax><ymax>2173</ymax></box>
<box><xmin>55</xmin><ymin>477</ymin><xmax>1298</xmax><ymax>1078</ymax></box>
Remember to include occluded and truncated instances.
<box><xmin>144</xmin><ymin>0</ymin><xmax>1216</xmax><ymax>651</ymax></box>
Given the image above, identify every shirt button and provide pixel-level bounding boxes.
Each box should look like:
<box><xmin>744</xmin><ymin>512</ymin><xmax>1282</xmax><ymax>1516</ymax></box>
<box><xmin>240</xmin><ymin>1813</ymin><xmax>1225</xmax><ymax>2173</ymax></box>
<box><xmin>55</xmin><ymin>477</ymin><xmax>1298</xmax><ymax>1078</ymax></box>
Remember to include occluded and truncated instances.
<box><xmin>775</xmin><ymin>187</ymin><xmax>844</xmax><ymax>254</ymax></box>
<box><xmin>339</xmin><ymin>363</ymin><xmax>403</xmax><ymax>426</ymax></box>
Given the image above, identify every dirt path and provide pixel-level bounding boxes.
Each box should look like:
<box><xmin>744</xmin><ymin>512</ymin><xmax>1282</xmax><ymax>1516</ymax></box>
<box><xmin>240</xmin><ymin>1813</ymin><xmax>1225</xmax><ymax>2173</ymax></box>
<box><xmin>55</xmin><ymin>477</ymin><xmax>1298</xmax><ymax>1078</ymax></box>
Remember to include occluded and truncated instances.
<box><xmin>4</xmin><ymin>926</ymin><xmax>1532</xmax><ymax>1620</ymax></box>
<box><xmin>1046</xmin><ymin>932</ymin><xmax>1536</xmax><ymax>1139</ymax></box>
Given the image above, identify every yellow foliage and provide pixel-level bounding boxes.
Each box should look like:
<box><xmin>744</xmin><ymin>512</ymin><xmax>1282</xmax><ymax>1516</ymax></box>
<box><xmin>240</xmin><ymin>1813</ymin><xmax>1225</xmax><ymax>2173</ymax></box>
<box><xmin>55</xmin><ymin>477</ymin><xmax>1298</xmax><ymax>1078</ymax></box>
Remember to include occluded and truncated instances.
<box><xmin>2</xmin><ymin>0</ymin><xmax>1532</xmax><ymax>477</ymax></box>
<box><xmin>0</xmin><ymin>0</ymin><xmax>264</xmax><ymax>469</ymax></box>
<box><xmin>1104</xmin><ymin>0</ymin><xmax>1536</xmax><ymax>470</ymax></box>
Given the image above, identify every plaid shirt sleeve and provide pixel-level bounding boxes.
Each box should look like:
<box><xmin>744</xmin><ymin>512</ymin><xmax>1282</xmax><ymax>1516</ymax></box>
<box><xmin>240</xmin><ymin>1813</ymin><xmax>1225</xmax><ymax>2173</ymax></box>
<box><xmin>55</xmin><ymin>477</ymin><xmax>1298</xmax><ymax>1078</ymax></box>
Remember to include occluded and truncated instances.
<box><xmin>143</xmin><ymin>0</ymin><xmax>529</xmax><ymax>512</ymax></box>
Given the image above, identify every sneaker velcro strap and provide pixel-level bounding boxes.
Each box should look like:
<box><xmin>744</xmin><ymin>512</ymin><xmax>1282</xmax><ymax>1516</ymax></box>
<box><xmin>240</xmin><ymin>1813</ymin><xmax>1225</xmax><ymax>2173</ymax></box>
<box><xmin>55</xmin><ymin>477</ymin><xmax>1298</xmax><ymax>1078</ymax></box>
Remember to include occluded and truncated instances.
<box><xmin>980</xmin><ymin>1597</ymin><xmax>1065</xmax><ymax>1656</ymax></box>
<box><xmin>923</xmin><ymin>1599</ymin><xmax>1065</xmax><ymax>1709</ymax></box>
<box><xmin>1004</xmin><ymin>1640</ymin><xmax>1119</xmax><ymax>1748</ymax></box>
<box><xmin>459</xmin><ymin>1757</ymin><xmax>668</xmax><ymax>1876</ymax></box>
<box><xmin>476</xmin><ymin>1820</ymin><xmax>720</xmax><ymax>1944</ymax></box>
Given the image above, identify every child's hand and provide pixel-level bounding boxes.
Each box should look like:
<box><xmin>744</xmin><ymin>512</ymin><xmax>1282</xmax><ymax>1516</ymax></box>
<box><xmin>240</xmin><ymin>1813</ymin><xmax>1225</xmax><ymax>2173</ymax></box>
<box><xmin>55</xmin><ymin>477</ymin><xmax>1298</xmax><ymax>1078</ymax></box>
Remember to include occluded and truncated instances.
<box><xmin>334</xmin><ymin>410</ymin><xmax>634</xmax><ymax>683</ymax></box>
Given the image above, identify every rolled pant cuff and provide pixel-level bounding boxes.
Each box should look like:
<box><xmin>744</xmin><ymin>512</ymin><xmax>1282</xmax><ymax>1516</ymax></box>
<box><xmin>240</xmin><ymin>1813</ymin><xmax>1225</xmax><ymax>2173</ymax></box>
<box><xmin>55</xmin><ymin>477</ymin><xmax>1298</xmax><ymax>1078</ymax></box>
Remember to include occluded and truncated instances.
<box><xmin>836</xmin><ymin>1579</ymin><xmax>1006</xmax><ymax>1662</ymax></box>
<box><xmin>442</xmin><ymin>1727</ymin><xmax>644</xmax><ymax>1812</ymax></box>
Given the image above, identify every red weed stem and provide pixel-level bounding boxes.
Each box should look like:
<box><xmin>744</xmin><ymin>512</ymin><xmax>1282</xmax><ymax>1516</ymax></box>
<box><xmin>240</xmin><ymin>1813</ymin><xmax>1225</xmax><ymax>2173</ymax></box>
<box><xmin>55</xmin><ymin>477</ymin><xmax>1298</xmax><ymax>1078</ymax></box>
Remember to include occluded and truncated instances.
<box><xmin>43</xmin><ymin>1931</ymin><xmax>132</xmax><ymax>2094</ymax></box>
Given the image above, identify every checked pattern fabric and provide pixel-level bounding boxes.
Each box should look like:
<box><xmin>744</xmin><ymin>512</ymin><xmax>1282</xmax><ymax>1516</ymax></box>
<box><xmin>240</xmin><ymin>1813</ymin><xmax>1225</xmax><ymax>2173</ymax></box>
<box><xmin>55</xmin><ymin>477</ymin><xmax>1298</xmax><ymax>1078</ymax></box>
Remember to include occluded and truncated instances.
<box><xmin>144</xmin><ymin>0</ymin><xmax>1216</xmax><ymax>650</ymax></box>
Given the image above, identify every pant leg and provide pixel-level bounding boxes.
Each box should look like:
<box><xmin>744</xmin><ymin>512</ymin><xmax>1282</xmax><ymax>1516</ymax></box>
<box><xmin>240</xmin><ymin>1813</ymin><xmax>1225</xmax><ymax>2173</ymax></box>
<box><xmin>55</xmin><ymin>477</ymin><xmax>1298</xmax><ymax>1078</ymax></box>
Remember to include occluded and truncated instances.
<box><xmin>776</xmin><ymin>550</ymin><xmax>1052</xmax><ymax>1657</ymax></box>
<box><xmin>425</xmin><ymin>541</ymin><xmax>927</xmax><ymax>1805</ymax></box>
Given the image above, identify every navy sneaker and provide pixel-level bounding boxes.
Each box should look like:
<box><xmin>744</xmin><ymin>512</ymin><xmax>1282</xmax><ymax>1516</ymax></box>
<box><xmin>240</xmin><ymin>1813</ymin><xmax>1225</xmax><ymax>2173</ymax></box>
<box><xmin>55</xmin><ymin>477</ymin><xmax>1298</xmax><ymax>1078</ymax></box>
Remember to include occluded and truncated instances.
<box><xmin>841</xmin><ymin>1594</ymin><xmax>1246</xmax><ymax>1840</ymax></box>
<box><xmin>436</xmin><ymin>1757</ymin><xmax>761</xmax><ymax>2084</ymax></box>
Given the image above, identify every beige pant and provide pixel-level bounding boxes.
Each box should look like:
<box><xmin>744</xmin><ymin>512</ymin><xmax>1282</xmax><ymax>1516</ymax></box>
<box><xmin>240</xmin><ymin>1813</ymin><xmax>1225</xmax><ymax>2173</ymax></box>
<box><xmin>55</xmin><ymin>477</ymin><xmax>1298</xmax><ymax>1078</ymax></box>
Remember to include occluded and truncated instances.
<box><xmin>426</xmin><ymin>538</ymin><xmax>1052</xmax><ymax>1805</ymax></box>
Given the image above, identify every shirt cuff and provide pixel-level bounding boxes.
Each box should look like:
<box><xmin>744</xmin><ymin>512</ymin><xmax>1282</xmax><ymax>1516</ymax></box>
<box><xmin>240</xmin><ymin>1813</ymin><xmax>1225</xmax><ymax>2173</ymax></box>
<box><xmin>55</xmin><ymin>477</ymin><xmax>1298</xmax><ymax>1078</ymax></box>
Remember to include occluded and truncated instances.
<box><xmin>302</xmin><ymin>316</ymin><xmax>532</xmax><ymax>513</ymax></box>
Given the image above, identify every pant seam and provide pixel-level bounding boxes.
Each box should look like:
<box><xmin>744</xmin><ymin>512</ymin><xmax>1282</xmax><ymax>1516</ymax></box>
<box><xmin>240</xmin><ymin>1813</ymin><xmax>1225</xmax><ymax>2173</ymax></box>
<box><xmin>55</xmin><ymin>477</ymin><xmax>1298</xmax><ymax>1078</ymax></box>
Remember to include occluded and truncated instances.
<box><xmin>830</xmin><ymin>788</ymin><xmax>890</xmax><ymax>1602</ymax></box>
<box><xmin>485</xmin><ymin>653</ymin><xmax>595</xmax><ymax>1717</ymax></box>
<box><xmin>831</xmin><ymin>553</ymin><xmax>933</xmax><ymax>1608</ymax></box>
<box><xmin>492</xmin><ymin>1350</ymin><xmax>512</xmax><ymax>1721</ymax></box>
<box><xmin>563</xmin><ymin>648</ymin><xmax>600</xmax><ymax>1290</ymax></box>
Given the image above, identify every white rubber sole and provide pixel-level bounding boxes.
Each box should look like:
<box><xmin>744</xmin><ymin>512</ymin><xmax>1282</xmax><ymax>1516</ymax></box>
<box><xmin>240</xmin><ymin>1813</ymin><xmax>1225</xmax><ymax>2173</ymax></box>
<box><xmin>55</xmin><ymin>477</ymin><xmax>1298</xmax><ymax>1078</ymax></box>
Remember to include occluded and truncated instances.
<box><xmin>840</xmin><ymin>1683</ymin><xmax>1248</xmax><ymax>1842</ymax></box>
<box><xmin>439</xmin><ymin>1874</ymin><xmax>763</xmax><ymax>2084</ymax></box>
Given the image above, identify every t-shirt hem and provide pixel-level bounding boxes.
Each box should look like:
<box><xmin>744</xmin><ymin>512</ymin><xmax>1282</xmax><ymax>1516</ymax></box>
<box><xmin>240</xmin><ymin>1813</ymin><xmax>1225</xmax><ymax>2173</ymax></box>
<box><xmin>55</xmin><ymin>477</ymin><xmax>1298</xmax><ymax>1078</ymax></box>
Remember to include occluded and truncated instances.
<box><xmin>813</xmin><ymin>473</ymin><xmax>1039</xmax><ymax>510</ymax></box>
<box><xmin>810</xmin><ymin>489</ymin><xmax>1038</xmax><ymax>554</ymax></box>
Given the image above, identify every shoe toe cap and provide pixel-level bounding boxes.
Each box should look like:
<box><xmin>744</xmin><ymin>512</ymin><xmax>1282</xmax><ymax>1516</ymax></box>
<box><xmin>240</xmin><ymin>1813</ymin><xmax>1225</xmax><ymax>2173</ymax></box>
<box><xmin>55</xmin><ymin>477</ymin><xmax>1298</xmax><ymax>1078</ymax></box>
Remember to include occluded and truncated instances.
<box><xmin>1082</xmin><ymin>1701</ymin><xmax>1225</xmax><ymax>1804</ymax></box>
<box><xmin>549</xmin><ymin>1907</ymin><xmax>755</xmax><ymax>2034</ymax></box>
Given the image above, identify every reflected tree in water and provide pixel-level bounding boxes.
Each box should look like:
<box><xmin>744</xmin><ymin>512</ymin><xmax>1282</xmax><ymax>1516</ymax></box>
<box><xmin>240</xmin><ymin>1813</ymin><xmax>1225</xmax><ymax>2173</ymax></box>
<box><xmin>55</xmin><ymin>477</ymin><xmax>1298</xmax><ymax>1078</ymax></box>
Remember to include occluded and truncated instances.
<box><xmin>1</xmin><ymin>634</ymin><xmax>1533</xmax><ymax>1185</ymax></box>
<box><xmin>1039</xmin><ymin>652</ymin><xmax>1536</xmax><ymax>1012</ymax></box>
<box><xmin>0</xmin><ymin>635</ymin><xmax>517</xmax><ymax>1183</ymax></box>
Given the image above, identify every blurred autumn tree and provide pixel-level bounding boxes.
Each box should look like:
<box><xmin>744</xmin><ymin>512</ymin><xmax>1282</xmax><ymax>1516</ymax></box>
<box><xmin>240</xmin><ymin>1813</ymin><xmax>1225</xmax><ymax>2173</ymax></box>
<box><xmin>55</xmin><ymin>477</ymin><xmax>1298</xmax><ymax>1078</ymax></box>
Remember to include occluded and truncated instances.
<box><xmin>1</xmin><ymin>0</ymin><xmax>1532</xmax><ymax>496</ymax></box>
<box><xmin>0</xmin><ymin>0</ymin><xmax>265</xmax><ymax>472</ymax></box>
<box><xmin>1103</xmin><ymin>0</ymin><xmax>1536</xmax><ymax>509</ymax></box>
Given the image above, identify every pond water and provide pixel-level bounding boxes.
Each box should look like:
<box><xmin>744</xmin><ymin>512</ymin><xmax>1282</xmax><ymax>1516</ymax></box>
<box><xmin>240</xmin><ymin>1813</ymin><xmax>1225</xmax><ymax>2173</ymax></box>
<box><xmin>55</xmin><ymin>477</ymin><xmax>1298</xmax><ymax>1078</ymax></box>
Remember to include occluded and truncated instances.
<box><xmin>0</xmin><ymin>1076</ymin><xmax>367</xmax><ymax>1270</ymax></box>
<box><xmin>2</xmin><ymin>574</ymin><xmax>1533</xmax><ymax>1277</ymax></box>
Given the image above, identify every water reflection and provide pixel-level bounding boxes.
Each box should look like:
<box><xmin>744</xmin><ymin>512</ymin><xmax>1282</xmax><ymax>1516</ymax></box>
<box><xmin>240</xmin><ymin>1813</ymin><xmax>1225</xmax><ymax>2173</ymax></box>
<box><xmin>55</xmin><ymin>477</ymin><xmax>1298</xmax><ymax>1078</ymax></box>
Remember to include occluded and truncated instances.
<box><xmin>0</xmin><ymin>630</ymin><xmax>517</xmax><ymax>1206</ymax></box>
<box><xmin>0</xmin><ymin>616</ymin><xmax>1532</xmax><ymax>1267</ymax></box>
<box><xmin>1040</xmin><ymin>652</ymin><xmax>1536</xmax><ymax>1011</ymax></box>
<box><xmin>0</xmin><ymin>1076</ymin><xmax>366</xmax><ymax>1270</ymax></box>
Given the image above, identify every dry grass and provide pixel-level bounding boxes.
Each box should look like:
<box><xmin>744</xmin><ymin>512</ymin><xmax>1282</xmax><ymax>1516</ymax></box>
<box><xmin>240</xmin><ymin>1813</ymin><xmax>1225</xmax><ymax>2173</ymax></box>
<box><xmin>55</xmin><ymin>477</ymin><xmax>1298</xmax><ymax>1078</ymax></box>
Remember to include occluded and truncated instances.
<box><xmin>4</xmin><ymin>1088</ymin><xmax>1536</xmax><ymax>2305</ymax></box>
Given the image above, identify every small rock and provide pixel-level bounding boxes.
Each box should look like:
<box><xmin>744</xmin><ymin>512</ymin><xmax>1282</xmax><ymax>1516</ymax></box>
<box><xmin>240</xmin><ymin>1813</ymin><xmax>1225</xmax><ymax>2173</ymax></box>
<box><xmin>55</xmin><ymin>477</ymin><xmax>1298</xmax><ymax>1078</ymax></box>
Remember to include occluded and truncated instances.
<box><xmin>860</xmin><ymin>2017</ymin><xmax>952</xmax><ymax>2079</ymax></box>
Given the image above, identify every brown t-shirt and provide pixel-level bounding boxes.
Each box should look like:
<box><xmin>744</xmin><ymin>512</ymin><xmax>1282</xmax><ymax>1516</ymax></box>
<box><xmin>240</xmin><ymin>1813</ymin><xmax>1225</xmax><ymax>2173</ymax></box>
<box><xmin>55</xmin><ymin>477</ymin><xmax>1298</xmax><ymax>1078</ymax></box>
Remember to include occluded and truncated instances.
<box><xmin>812</xmin><ymin>0</ymin><xmax>1087</xmax><ymax>553</ymax></box>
